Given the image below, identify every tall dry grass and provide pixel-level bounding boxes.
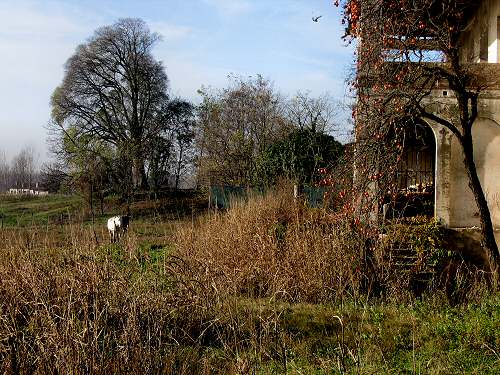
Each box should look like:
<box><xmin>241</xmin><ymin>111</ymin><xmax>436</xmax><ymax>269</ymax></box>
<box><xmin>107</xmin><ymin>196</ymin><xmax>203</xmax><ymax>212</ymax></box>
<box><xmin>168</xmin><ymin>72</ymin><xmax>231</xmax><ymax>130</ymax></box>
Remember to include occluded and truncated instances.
<box><xmin>1</xmin><ymin>187</ymin><xmax>497</xmax><ymax>373</ymax></box>
<box><xmin>0</xmin><ymin>223</ymin><xmax>221</xmax><ymax>374</ymax></box>
<box><xmin>174</xmin><ymin>185</ymin><xmax>370</xmax><ymax>304</ymax></box>
<box><xmin>174</xmin><ymin>185</ymin><xmax>498</xmax><ymax>304</ymax></box>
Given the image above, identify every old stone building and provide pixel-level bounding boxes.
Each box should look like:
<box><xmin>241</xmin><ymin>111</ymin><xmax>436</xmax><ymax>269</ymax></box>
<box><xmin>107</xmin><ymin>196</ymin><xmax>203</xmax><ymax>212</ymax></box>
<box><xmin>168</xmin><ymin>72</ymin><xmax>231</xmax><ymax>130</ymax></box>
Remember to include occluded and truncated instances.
<box><xmin>353</xmin><ymin>0</ymin><xmax>500</xmax><ymax>252</ymax></box>
<box><xmin>419</xmin><ymin>0</ymin><xmax>500</xmax><ymax>245</ymax></box>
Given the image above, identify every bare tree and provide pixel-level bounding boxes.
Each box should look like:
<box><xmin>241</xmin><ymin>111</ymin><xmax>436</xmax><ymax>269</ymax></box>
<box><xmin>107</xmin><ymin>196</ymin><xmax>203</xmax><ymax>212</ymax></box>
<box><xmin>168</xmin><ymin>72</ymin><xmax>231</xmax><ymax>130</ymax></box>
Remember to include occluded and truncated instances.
<box><xmin>340</xmin><ymin>0</ymin><xmax>499</xmax><ymax>269</ymax></box>
<box><xmin>11</xmin><ymin>146</ymin><xmax>37</xmax><ymax>189</ymax></box>
<box><xmin>0</xmin><ymin>150</ymin><xmax>10</xmax><ymax>192</ymax></box>
<box><xmin>39</xmin><ymin>162</ymin><xmax>68</xmax><ymax>193</ymax></box>
<box><xmin>196</xmin><ymin>75</ymin><xmax>291</xmax><ymax>186</ymax></box>
<box><xmin>50</xmin><ymin>18</ymin><xmax>170</xmax><ymax>190</ymax></box>
<box><xmin>287</xmin><ymin>91</ymin><xmax>338</xmax><ymax>133</ymax></box>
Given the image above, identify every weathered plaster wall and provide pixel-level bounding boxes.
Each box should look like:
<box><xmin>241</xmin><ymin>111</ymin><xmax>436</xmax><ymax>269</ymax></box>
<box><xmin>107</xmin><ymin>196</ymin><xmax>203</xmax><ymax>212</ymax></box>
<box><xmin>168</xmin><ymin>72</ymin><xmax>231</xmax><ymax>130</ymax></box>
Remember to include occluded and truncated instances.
<box><xmin>429</xmin><ymin>100</ymin><xmax>500</xmax><ymax>234</ymax></box>
<box><xmin>444</xmin><ymin>0</ymin><xmax>500</xmax><ymax>250</ymax></box>
<box><xmin>448</xmin><ymin>118</ymin><xmax>500</xmax><ymax>227</ymax></box>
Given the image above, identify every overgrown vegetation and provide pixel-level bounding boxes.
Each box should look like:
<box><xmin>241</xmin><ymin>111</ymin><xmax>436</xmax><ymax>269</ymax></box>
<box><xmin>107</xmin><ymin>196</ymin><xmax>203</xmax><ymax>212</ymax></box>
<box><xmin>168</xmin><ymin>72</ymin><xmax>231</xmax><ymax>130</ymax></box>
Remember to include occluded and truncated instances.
<box><xmin>1</xmin><ymin>188</ymin><xmax>498</xmax><ymax>373</ymax></box>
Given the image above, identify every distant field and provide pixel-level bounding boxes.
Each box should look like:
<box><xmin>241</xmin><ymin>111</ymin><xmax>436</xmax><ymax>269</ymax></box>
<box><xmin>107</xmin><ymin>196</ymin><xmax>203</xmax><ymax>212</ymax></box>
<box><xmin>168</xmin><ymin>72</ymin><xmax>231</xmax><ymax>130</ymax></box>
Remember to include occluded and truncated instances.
<box><xmin>0</xmin><ymin>194</ymin><xmax>83</xmax><ymax>227</ymax></box>
<box><xmin>0</xmin><ymin>192</ymin><xmax>207</xmax><ymax>249</ymax></box>
<box><xmin>0</xmin><ymin>190</ymin><xmax>208</xmax><ymax>226</ymax></box>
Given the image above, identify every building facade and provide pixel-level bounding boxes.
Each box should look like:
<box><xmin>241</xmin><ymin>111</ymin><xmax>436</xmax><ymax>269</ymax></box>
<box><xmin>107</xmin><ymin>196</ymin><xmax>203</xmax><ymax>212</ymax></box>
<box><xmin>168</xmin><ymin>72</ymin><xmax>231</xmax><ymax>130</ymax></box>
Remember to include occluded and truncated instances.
<box><xmin>427</xmin><ymin>0</ymin><xmax>500</xmax><ymax>245</ymax></box>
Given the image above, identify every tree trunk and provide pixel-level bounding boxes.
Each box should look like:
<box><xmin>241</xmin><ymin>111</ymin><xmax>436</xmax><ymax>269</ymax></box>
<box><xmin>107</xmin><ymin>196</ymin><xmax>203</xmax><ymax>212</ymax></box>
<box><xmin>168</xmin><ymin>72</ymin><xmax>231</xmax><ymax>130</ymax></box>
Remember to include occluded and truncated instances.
<box><xmin>131</xmin><ymin>157</ymin><xmax>148</xmax><ymax>191</ymax></box>
<box><xmin>100</xmin><ymin>192</ymin><xmax>104</xmax><ymax>216</ymax></box>
<box><xmin>461</xmin><ymin>133</ymin><xmax>500</xmax><ymax>271</ymax></box>
<box><xmin>175</xmin><ymin>145</ymin><xmax>184</xmax><ymax>190</ymax></box>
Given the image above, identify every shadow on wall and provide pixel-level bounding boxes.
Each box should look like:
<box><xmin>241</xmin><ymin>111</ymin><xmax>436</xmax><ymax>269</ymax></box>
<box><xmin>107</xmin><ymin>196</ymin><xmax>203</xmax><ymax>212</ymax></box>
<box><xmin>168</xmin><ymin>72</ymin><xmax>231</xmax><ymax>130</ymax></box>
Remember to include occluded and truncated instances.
<box><xmin>447</xmin><ymin>118</ymin><xmax>500</xmax><ymax>227</ymax></box>
<box><xmin>476</xmin><ymin>118</ymin><xmax>500</xmax><ymax>227</ymax></box>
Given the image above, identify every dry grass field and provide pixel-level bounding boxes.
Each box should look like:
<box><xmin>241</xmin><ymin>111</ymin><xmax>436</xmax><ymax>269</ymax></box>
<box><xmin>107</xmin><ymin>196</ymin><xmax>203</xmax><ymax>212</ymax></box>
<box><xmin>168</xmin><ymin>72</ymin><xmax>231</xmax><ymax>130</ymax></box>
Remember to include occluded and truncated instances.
<box><xmin>0</xmin><ymin>190</ymin><xmax>498</xmax><ymax>373</ymax></box>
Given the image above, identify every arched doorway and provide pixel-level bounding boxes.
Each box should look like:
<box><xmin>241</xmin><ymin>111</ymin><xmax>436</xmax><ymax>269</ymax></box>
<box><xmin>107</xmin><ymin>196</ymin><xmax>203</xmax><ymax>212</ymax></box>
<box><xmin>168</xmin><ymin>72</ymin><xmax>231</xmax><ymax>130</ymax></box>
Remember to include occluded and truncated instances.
<box><xmin>384</xmin><ymin>121</ymin><xmax>436</xmax><ymax>219</ymax></box>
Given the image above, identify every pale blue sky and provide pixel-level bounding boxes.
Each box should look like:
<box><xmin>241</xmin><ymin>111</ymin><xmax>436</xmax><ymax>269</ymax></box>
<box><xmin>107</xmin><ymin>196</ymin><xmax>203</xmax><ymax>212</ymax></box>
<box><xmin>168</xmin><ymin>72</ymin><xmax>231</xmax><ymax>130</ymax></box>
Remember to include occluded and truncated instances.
<box><xmin>0</xmin><ymin>0</ymin><xmax>354</xmax><ymax>164</ymax></box>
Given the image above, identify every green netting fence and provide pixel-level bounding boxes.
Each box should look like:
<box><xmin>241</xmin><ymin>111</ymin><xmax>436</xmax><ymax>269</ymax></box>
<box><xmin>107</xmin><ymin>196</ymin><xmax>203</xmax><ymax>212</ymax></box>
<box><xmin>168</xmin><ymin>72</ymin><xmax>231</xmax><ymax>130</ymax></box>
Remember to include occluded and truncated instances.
<box><xmin>209</xmin><ymin>185</ymin><xmax>328</xmax><ymax>209</ymax></box>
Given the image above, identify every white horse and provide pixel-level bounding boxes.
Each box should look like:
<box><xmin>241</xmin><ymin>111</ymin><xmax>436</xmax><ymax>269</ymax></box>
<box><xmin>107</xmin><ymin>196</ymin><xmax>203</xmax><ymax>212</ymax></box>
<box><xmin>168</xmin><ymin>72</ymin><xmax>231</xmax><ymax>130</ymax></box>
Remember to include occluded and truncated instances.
<box><xmin>107</xmin><ymin>215</ymin><xmax>130</xmax><ymax>242</ymax></box>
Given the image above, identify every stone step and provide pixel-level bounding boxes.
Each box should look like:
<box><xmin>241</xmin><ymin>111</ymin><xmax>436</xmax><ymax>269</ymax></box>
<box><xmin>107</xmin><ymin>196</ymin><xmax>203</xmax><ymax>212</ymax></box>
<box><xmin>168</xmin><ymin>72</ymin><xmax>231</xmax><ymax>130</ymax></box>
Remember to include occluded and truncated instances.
<box><xmin>398</xmin><ymin>268</ymin><xmax>436</xmax><ymax>275</ymax></box>
<box><xmin>388</xmin><ymin>254</ymin><xmax>418</xmax><ymax>261</ymax></box>
<box><xmin>389</xmin><ymin>247</ymin><xmax>415</xmax><ymax>253</ymax></box>
<box><xmin>383</xmin><ymin>247</ymin><xmax>438</xmax><ymax>285</ymax></box>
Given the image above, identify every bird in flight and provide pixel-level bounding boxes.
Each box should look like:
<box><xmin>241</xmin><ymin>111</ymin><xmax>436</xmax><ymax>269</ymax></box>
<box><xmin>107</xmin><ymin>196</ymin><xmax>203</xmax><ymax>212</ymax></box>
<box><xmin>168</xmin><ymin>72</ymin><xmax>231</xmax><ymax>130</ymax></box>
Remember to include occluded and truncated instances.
<box><xmin>312</xmin><ymin>15</ymin><xmax>322</xmax><ymax>22</ymax></box>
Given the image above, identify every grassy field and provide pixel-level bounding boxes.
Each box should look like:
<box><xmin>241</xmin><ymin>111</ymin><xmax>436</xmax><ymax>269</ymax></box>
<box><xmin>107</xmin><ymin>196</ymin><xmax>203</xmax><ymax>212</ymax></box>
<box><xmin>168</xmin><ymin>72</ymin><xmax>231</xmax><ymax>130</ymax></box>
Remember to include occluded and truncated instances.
<box><xmin>0</xmin><ymin>193</ymin><xmax>83</xmax><ymax>227</ymax></box>
<box><xmin>0</xmin><ymin>191</ymin><xmax>498</xmax><ymax>373</ymax></box>
<box><xmin>0</xmin><ymin>190</ymin><xmax>206</xmax><ymax>224</ymax></box>
<box><xmin>0</xmin><ymin>192</ymin><xmax>206</xmax><ymax>244</ymax></box>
